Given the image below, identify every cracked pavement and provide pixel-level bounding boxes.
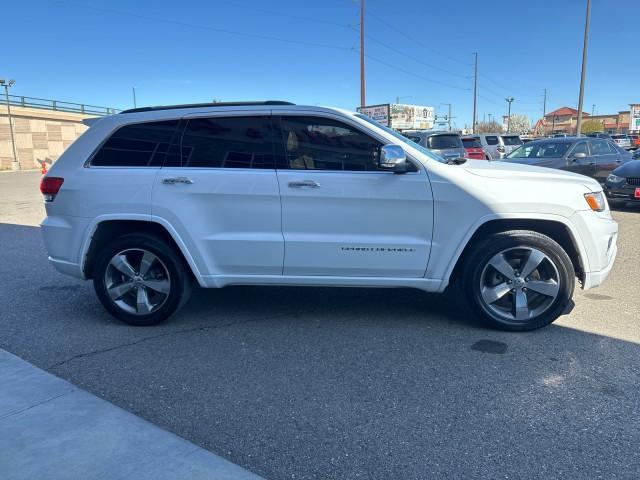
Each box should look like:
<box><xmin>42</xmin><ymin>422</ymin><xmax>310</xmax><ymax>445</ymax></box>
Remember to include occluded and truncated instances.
<box><xmin>1</xmin><ymin>171</ymin><xmax>639</xmax><ymax>479</ymax></box>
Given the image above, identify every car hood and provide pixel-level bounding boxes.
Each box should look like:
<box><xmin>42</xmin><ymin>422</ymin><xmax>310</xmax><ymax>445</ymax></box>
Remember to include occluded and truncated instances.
<box><xmin>612</xmin><ymin>159</ymin><xmax>640</xmax><ymax>177</ymax></box>
<box><xmin>462</xmin><ymin>158</ymin><xmax>601</xmax><ymax>192</ymax></box>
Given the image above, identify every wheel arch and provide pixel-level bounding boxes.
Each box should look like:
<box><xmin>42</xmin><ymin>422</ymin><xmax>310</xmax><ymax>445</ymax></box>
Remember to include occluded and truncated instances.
<box><xmin>81</xmin><ymin>217</ymin><xmax>203</xmax><ymax>286</ymax></box>
<box><xmin>446</xmin><ymin>217</ymin><xmax>587</xmax><ymax>289</ymax></box>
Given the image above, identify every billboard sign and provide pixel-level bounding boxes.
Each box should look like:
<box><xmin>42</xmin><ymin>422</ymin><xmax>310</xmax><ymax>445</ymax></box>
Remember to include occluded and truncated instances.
<box><xmin>390</xmin><ymin>104</ymin><xmax>434</xmax><ymax>130</ymax></box>
<box><xmin>357</xmin><ymin>103</ymin><xmax>434</xmax><ymax>130</ymax></box>
<box><xmin>631</xmin><ymin>105</ymin><xmax>640</xmax><ymax>131</ymax></box>
<box><xmin>356</xmin><ymin>104</ymin><xmax>390</xmax><ymax>126</ymax></box>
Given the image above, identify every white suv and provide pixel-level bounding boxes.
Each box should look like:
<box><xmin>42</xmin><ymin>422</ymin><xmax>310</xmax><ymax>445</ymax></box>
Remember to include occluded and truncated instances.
<box><xmin>40</xmin><ymin>101</ymin><xmax>618</xmax><ymax>331</ymax></box>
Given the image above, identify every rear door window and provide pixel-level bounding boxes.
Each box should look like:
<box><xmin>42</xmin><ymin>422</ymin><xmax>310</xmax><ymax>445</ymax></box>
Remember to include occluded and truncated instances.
<box><xmin>179</xmin><ymin>116</ymin><xmax>276</xmax><ymax>169</ymax></box>
<box><xmin>91</xmin><ymin>120</ymin><xmax>180</xmax><ymax>167</ymax></box>
<box><xmin>589</xmin><ymin>139</ymin><xmax>611</xmax><ymax>155</ymax></box>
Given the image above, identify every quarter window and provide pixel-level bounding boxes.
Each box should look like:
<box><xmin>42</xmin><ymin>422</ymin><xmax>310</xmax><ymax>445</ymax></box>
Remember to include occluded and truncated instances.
<box><xmin>279</xmin><ymin>116</ymin><xmax>382</xmax><ymax>171</ymax></box>
<box><xmin>179</xmin><ymin>116</ymin><xmax>276</xmax><ymax>169</ymax></box>
<box><xmin>91</xmin><ymin>120</ymin><xmax>179</xmax><ymax>167</ymax></box>
<box><xmin>485</xmin><ymin>136</ymin><xmax>499</xmax><ymax>145</ymax></box>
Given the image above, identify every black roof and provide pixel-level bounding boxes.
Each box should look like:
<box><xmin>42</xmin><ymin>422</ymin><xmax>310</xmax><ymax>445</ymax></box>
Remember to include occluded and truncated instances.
<box><xmin>120</xmin><ymin>101</ymin><xmax>295</xmax><ymax>114</ymax></box>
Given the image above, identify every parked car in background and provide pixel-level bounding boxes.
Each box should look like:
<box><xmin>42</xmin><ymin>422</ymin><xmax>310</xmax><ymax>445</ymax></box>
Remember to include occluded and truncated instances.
<box><xmin>502</xmin><ymin>137</ymin><xmax>632</xmax><ymax>184</ymax></box>
<box><xmin>604</xmin><ymin>160</ymin><xmax>640</xmax><ymax>207</ymax></box>
<box><xmin>611</xmin><ymin>134</ymin><xmax>631</xmax><ymax>150</ymax></box>
<box><xmin>586</xmin><ymin>132</ymin><xmax>611</xmax><ymax>139</ymax></box>
<box><xmin>403</xmin><ymin>130</ymin><xmax>465</xmax><ymax>162</ymax></box>
<box><xmin>501</xmin><ymin>134</ymin><xmax>523</xmax><ymax>156</ymax></box>
<box><xmin>627</xmin><ymin>133</ymin><xmax>639</xmax><ymax>150</ymax></box>
<box><xmin>553</xmin><ymin>133</ymin><xmax>570</xmax><ymax>138</ymax></box>
<box><xmin>461</xmin><ymin>136</ymin><xmax>486</xmax><ymax>160</ymax></box>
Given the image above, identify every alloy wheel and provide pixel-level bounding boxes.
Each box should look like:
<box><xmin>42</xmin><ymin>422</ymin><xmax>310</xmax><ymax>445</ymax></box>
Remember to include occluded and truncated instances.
<box><xmin>104</xmin><ymin>248</ymin><xmax>171</xmax><ymax>315</ymax></box>
<box><xmin>479</xmin><ymin>247</ymin><xmax>560</xmax><ymax>322</ymax></box>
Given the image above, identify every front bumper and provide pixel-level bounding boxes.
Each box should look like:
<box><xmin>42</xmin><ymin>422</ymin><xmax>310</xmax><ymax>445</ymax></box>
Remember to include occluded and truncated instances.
<box><xmin>569</xmin><ymin>210</ymin><xmax>618</xmax><ymax>290</ymax></box>
<box><xmin>604</xmin><ymin>182</ymin><xmax>640</xmax><ymax>202</ymax></box>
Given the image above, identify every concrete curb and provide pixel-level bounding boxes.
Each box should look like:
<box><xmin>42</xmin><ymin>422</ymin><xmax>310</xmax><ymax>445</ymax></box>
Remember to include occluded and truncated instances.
<box><xmin>0</xmin><ymin>349</ymin><xmax>264</xmax><ymax>480</ymax></box>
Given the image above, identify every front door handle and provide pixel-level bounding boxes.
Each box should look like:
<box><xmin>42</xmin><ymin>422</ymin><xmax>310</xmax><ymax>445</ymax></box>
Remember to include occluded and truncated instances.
<box><xmin>162</xmin><ymin>176</ymin><xmax>194</xmax><ymax>185</ymax></box>
<box><xmin>288</xmin><ymin>180</ymin><xmax>320</xmax><ymax>188</ymax></box>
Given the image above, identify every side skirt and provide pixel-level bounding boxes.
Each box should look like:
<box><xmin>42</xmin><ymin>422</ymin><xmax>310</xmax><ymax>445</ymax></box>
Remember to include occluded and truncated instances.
<box><xmin>199</xmin><ymin>275</ymin><xmax>444</xmax><ymax>292</ymax></box>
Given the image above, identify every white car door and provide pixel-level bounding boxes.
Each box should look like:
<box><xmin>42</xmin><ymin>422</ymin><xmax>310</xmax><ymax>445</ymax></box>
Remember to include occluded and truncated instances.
<box><xmin>152</xmin><ymin>113</ymin><xmax>283</xmax><ymax>277</ymax></box>
<box><xmin>274</xmin><ymin>114</ymin><xmax>433</xmax><ymax>278</ymax></box>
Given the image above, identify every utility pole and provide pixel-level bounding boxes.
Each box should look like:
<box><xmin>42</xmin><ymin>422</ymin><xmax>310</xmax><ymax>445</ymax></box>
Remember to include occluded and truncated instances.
<box><xmin>505</xmin><ymin>97</ymin><xmax>514</xmax><ymax>133</ymax></box>
<box><xmin>0</xmin><ymin>79</ymin><xmax>19</xmax><ymax>171</ymax></box>
<box><xmin>576</xmin><ymin>0</ymin><xmax>591</xmax><ymax>136</ymax></box>
<box><xmin>132</xmin><ymin>87</ymin><xmax>137</xmax><ymax>108</ymax></box>
<box><xmin>472</xmin><ymin>52</ymin><xmax>478</xmax><ymax>133</ymax></box>
<box><xmin>542</xmin><ymin>89</ymin><xmax>547</xmax><ymax>136</ymax></box>
<box><xmin>591</xmin><ymin>104</ymin><xmax>595</xmax><ymax>116</ymax></box>
<box><xmin>360</xmin><ymin>0</ymin><xmax>366</xmax><ymax>108</ymax></box>
<box><xmin>488</xmin><ymin>113</ymin><xmax>492</xmax><ymax>124</ymax></box>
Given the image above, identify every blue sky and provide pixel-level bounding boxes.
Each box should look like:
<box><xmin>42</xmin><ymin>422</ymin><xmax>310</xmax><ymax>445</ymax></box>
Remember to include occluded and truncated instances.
<box><xmin>4</xmin><ymin>0</ymin><xmax>638</xmax><ymax>127</ymax></box>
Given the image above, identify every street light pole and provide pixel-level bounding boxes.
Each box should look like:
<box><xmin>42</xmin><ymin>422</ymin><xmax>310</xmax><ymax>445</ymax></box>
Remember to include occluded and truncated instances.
<box><xmin>132</xmin><ymin>87</ymin><xmax>137</xmax><ymax>108</ymax></box>
<box><xmin>441</xmin><ymin>103</ymin><xmax>452</xmax><ymax>131</ymax></box>
<box><xmin>0</xmin><ymin>79</ymin><xmax>19</xmax><ymax>171</ymax></box>
<box><xmin>505</xmin><ymin>97</ymin><xmax>514</xmax><ymax>133</ymax></box>
<box><xmin>575</xmin><ymin>0</ymin><xmax>591</xmax><ymax>136</ymax></box>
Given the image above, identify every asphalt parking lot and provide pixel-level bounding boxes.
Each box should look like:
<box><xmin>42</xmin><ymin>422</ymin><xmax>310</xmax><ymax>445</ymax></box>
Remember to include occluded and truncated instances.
<box><xmin>1</xmin><ymin>171</ymin><xmax>639</xmax><ymax>479</ymax></box>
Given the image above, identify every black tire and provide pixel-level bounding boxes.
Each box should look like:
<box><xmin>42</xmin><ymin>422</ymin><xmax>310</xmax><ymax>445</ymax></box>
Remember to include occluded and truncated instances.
<box><xmin>93</xmin><ymin>233</ymin><xmax>192</xmax><ymax>326</ymax></box>
<box><xmin>460</xmin><ymin>230</ymin><xmax>575</xmax><ymax>331</ymax></box>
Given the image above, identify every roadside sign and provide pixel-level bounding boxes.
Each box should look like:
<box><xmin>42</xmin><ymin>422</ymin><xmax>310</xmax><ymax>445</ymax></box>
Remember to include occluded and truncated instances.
<box><xmin>357</xmin><ymin>104</ymin><xmax>390</xmax><ymax>126</ymax></box>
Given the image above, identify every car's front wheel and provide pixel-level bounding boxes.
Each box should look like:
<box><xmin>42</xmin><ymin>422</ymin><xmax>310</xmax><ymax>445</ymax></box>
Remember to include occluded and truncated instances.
<box><xmin>461</xmin><ymin>230</ymin><xmax>575</xmax><ymax>331</ymax></box>
<box><xmin>93</xmin><ymin>233</ymin><xmax>192</xmax><ymax>326</ymax></box>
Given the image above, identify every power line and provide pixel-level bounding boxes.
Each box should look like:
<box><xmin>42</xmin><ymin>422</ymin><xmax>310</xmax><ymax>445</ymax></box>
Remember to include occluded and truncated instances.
<box><xmin>363</xmin><ymin>33</ymin><xmax>470</xmax><ymax>81</ymax></box>
<box><xmin>365</xmin><ymin>54</ymin><xmax>471</xmax><ymax>92</ymax></box>
<box><xmin>366</xmin><ymin>9</ymin><xmax>472</xmax><ymax>68</ymax></box>
<box><xmin>47</xmin><ymin>0</ymin><xmax>353</xmax><ymax>51</ymax></box>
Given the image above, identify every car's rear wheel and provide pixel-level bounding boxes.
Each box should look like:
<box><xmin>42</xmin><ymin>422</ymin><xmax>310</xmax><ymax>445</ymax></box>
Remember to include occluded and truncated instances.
<box><xmin>461</xmin><ymin>230</ymin><xmax>574</xmax><ymax>331</ymax></box>
<box><xmin>93</xmin><ymin>233</ymin><xmax>192</xmax><ymax>326</ymax></box>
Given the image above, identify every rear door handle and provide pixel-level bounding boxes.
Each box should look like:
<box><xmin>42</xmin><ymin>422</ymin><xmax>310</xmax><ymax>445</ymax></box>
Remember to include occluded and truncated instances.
<box><xmin>162</xmin><ymin>176</ymin><xmax>194</xmax><ymax>185</ymax></box>
<box><xmin>288</xmin><ymin>180</ymin><xmax>320</xmax><ymax>188</ymax></box>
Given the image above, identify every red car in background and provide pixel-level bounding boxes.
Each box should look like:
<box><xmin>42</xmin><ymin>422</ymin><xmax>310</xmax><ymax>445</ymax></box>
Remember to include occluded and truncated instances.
<box><xmin>461</xmin><ymin>136</ymin><xmax>487</xmax><ymax>160</ymax></box>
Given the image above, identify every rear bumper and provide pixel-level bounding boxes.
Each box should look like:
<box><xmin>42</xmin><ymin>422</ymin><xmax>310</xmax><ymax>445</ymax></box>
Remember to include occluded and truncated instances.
<box><xmin>41</xmin><ymin>214</ymin><xmax>90</xmax><ymax>279</ymax></box>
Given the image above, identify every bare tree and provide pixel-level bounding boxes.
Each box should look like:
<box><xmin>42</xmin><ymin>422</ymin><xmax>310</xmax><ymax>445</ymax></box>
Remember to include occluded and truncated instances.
<box><xmin>475</xmin><ymin>120</ymin><xmax>503</xmax><ymax>133</ymax></box>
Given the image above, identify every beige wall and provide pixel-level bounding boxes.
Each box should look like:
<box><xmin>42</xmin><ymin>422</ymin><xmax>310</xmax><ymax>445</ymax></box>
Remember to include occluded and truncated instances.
<box><xmin>0</xmin><ymin>106</ymin><xmax>95</xmax><ymax>170</ymax></box>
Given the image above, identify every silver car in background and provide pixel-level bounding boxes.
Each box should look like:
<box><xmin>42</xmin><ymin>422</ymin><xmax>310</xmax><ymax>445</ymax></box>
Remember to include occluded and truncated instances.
<box><xmin>402</xmin><ymin>130</ymin><xmax>465</xmax><ymax>161</ymax></box>
<box><xmin>477</xmin><ymin>133</ymin><xmax>523</xmax><ymax>159</ymax></box>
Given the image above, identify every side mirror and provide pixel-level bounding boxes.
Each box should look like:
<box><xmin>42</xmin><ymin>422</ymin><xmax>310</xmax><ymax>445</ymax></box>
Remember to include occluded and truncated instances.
<box><xmin>571</xmin><ymin>152</ymin><xmax>587</xmax><ymax>161</ymax></box>
<box><xmin>379</xmin><ymin>144</ymin><xmax>409</xmax><ymax>173</ymax></box>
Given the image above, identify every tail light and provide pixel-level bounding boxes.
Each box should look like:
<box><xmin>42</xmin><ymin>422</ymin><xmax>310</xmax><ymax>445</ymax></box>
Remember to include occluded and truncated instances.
<box><xmin>40</xmin><ymin>177</ymin><xmax>64</xmax><ymax>202</ymax></box>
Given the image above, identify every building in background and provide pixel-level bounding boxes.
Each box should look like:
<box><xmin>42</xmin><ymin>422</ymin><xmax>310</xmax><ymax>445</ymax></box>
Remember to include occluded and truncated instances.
<box><xmin>534</xmin><ymin>105</ymin><xmax>638</xmax><ymax>136</ymax></box>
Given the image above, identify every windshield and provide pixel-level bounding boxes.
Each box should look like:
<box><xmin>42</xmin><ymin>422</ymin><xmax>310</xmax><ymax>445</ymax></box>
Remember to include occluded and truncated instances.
<box><xmin>462</xmin><ymin>137</ymin><xmax>481</xmax><ymax>148</ymax></box>
<box><xmin>501</xmin><ymin>135</ymin><xmax>522</xmax><ymax>146</ymax></box>
<box><xmin>506</xmin><ymin>141</ymin><xmax>572</xmax><ymax>159</ymax></box>
<box><xmin>354</xmin><ymin>113</ymin><xmax>446</xmax><ymax>162</ymax></box>
<box><xmin>427</xmin><ymin>134</ymin><xmax>462</xmax><ymax>150</ymax></box>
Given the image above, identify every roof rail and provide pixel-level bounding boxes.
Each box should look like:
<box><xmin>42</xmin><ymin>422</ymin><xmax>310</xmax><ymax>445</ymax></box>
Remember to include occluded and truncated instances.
<box><xmin>119</xmin><ymin>100</ymin><xmax>295</xmax><ymax>114</ymax></box>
